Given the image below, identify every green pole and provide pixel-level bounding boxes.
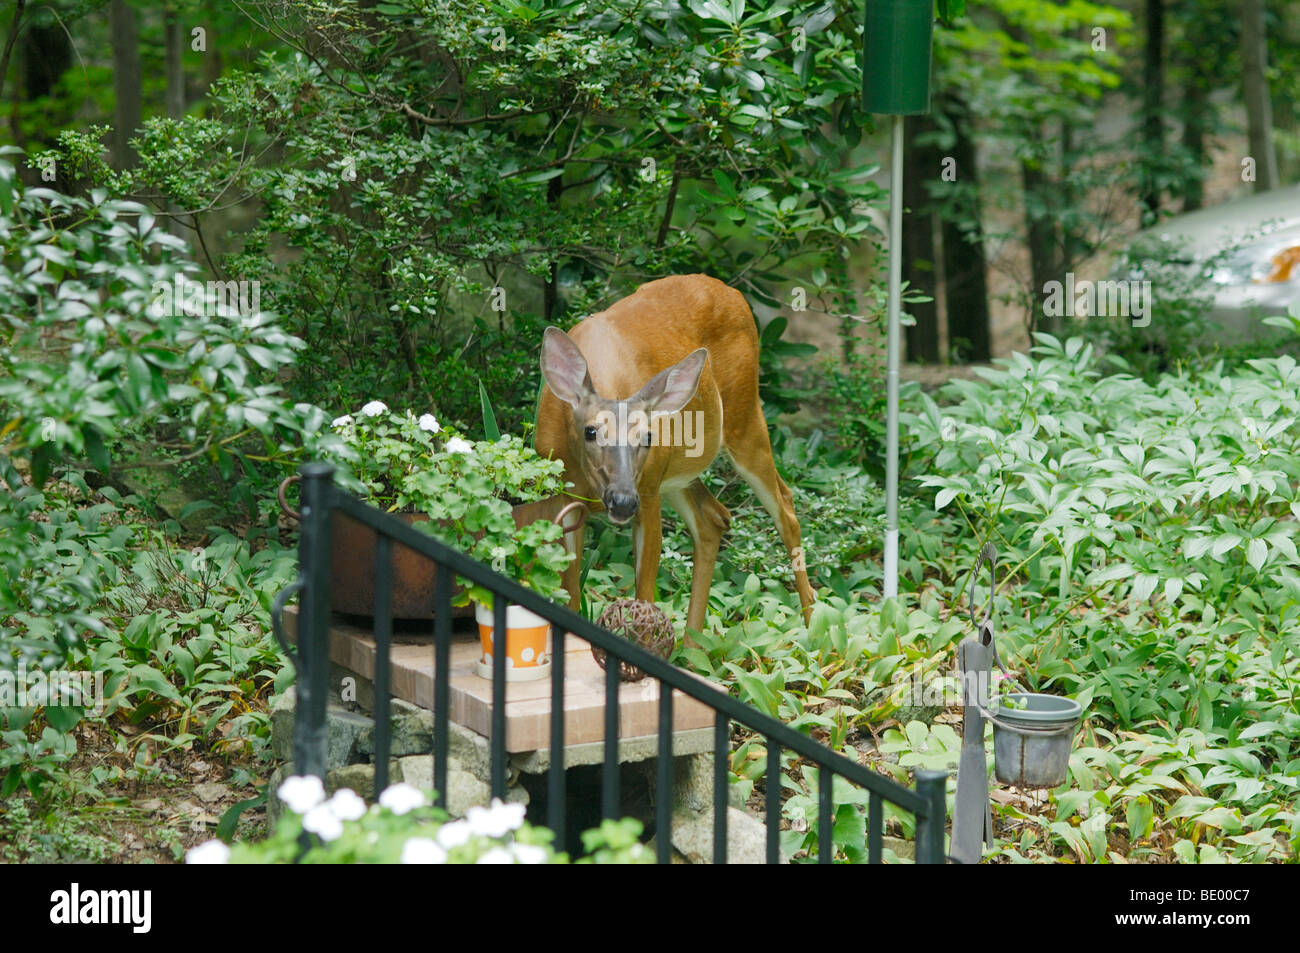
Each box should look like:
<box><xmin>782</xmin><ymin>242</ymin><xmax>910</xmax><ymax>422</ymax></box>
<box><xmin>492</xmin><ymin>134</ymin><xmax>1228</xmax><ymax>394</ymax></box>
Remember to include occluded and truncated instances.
<box><xmin>862</xmin><ymin>0</ymin><xmax>934</xmax><ymax>599</ymax></box>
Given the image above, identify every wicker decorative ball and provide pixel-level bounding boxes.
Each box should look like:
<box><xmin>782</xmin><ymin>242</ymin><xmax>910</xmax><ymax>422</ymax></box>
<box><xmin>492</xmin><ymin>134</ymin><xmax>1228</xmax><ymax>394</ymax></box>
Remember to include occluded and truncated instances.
<box><xmin>591</xmin><ymin>598</ymin><xmax>675</xmax><ymax>682</ymax></box>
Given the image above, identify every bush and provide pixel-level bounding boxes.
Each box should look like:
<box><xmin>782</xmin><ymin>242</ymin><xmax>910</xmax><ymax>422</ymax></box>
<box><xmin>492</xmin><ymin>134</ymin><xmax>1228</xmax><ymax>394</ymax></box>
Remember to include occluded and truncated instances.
<box><xmin>58</xmin><ymin>0</ymin><xmax>887</xmax><ymax>431</ymax></box>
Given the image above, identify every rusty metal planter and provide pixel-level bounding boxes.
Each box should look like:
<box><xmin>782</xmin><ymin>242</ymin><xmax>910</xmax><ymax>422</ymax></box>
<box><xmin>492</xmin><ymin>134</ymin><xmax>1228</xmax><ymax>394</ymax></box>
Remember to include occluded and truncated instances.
<box><xmin>278</xmin><ymin>477</ymin><xmax>584</xmax><ymax>619</ymax></box>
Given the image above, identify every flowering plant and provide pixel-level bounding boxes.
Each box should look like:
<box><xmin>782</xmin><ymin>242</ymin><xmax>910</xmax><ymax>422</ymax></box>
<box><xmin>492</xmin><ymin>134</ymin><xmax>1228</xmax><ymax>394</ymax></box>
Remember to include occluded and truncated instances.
<box><xmin>187</xmin><ymin>777</ymin><xmax>652</xmax><ymax>864</ymax></box>
<box><xmin>322</xmin><ymin>403</ymin><xmax>574</xmax><ymax>605</ymax></box>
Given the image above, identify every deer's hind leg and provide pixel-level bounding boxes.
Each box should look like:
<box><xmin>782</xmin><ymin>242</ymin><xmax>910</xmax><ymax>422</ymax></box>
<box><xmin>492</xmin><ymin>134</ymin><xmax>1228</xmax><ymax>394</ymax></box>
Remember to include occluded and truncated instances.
<box><xmin>724</xmin><ymin>400</ymin><xmax>816</xmax><ymax>622</ymax></box>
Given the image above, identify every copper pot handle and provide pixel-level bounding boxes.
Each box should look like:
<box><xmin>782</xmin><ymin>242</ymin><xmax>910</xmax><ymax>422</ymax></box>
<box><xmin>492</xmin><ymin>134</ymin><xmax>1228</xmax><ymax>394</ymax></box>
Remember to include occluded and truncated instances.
<box><xmin>554</xmin><ymin>500</ymin><xmax>587</xmax><ymax>536</ymax></box>
<box><xmin>278</xmin><ymin>474</ymin><xmax>301</xmax><ymax>521</ymax></box>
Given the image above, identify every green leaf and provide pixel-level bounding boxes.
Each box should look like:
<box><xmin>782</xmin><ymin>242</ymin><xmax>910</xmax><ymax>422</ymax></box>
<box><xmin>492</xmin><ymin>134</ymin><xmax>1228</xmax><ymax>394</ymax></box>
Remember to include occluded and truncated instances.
<box><xmin>216</xmin><ymin>786</ymin><xmax>269</xmax><ymax>843</ymax></box>
<box><xmin>1246</xmin><ymin>537</ymin><xmax>1267</xmax><ymax>571</ymax></box>
<box><xmin>1125</xmin><ymin>794</ymin><xmax>1153</xmax><ymax>841</ymax></box>
<box><xmin>129</xmin><ymin>664</ymin><xmax>181</xmax><ymax>703</ymax></box>
<box><xmin>477</xmin><ymin>377</ymin><xmax>501</xmax><ymax>441</ymax></box>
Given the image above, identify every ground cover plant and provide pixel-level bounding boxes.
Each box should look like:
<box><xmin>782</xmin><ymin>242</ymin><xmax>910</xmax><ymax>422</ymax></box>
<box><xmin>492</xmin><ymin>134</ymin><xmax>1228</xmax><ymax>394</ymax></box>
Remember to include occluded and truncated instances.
<box><xmin>581</xmin><ymin>321</ymin><xmax>1300</xmax><ymax>863</ymax></box>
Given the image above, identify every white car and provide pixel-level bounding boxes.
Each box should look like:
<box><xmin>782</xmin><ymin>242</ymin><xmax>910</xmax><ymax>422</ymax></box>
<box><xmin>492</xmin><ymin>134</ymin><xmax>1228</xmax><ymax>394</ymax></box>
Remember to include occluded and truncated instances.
<box><xmin>1120</xmin><ymin>184</ymin><xmax>1300</xmax><ymax>339</ymax></box>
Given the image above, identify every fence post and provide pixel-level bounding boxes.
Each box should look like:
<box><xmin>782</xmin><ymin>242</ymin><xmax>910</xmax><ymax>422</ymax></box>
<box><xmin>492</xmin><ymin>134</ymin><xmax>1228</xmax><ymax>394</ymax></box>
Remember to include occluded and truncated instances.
<box><xmin>295</xmin><ymin>462</ymin><xmax>335</xmax><ymax>781</ymax></box>
<box><xmin>914</xmin><ymin>769</ymin><xmax>948</xmax><ymax>864</ymax></box>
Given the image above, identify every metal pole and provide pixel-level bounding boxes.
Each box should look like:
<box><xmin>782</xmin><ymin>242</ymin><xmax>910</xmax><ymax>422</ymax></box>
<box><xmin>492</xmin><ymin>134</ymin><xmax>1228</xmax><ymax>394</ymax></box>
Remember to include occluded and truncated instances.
<box><xmin>914</xmin><ymin>769</ymin><xmax>948</xmax><ymax>864</ymax></box>
<box><xmin>884</xmin><ymin>112</ymin><xmax>904</xmax><ymax>599</ymax></box>
<box><xmin>296</xmin><ymin>462</ymin><xmax>335</xmax><ymax>782</ymax></box>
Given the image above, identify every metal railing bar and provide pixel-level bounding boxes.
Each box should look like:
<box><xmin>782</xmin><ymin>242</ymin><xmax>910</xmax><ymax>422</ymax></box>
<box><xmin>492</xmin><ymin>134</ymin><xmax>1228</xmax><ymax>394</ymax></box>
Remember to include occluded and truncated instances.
<box><xmin>296</xmin><ymin>464</ymin><xmax>334</xmax><ymax>782</ymax></box>
<box><xmin>433</xmin><ymin>565</ymin><xmax>451</xmax><ymax>811</ymax></box>
<box><xmin>547</xmin><ymin>630</ymin><xmax>566</xmax><ymax>846</ymax></box>
<box><xmin>713</xmin><ymin>712</ymin><xmax>728</xmax><ymax>865</ymax></box>
<box><xmin>491</xmin><ymin>598</ymin><xmax>507</xmax><ymax>799</ymax></box>
<box><xmin>818</xmin><ymin>769</ymin><xmax>833</xmax><ymax>864</ymax></box>
<box><xmin>915</xmin><ymin>770</ymin><xmax>948</xmax><ymax>865</ymax></box>
<box><xmin>294</xmin><ymin>472</ymin><xmax>946</xmax><ymax>859</ymax></box>
<box><xmin>868</xmin><ymin>792</ymin><xmax>882</xmax><ymax>865</ymax></box>
<box><xmin>765</xmin><ymin>737</ymin><xmax>780</xmax><ymax>864</ymax></box>
<box><xmin>601</xmin><ymin>653</ymin><xmax>620</xmax><ymax>820</ymax></box>
<box><xmin>656</xmin><ymin>686</ymin><xmax>673</xmax><ymax>865</ymax></box>
<box><xmin>329</xmin><ymin>491</ymin><xmax>928</xmax><ymax>814</ymax></box>
<box><xmin>373</xmin><ymin>534</ymin><xmax>393</xmax><ymax>794</ymax></box>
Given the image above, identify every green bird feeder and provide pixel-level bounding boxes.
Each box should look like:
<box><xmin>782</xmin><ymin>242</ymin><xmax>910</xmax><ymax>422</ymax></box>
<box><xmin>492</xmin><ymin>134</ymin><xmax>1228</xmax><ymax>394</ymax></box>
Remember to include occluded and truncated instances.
<box><xmin>862</xmin><ymin>0</ymin><xmax>935</xmax><ymax>115</ymax></box>
<box><xmin>862</xmin><ymin>0</ymin><xmax>935</xmax><ymax>599</ymax></box>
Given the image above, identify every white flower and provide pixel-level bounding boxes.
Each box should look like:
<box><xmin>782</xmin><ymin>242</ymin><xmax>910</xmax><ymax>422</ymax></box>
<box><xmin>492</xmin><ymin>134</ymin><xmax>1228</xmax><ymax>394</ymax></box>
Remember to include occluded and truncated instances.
<box><xmin>418</xmin><ymin>413</ymin><xmax>441</xmax><ymax>433</ymax></box>
<box><xmin>186</xmin><ymin>840</ymin><xmax>231</xmax><ymax>865</ymax></box>
<box><xmin>277</xmin><ymin>775</ymin><xmax>326</xmax><ymax>815</ymax></box>
<box><xmin>401</xmin><ymin>837</ymin><xmax>449</xmax><ymax>864</ymax></box>
<box><xmin>465</xmin><ymin>799</ymin><xmax>526</xmax><ymax>839</ymax></box>
<box><xmin>445</xmin><ymin>436</ymin><xmax>475</xmax><ymax>455</ymax></box>
<box><xmin>511</xmin><ymin>842</ymin><xmax>548</xmax><ymax>865</ymax></box>
<box><xmin>378</xmin><ymin>782</ymin><xmax>427</xmax><ymax>816</ymax></box>
<box><xmin>436</xmin><ymin>820</ymin><xmax>472</xmax><ymax>849</ymax></box>
<box><xmin>302</xmin><ymin>803</ymin><xmax>344</xmax><ymax>841</ymax></box>
<box><xmin>477</xmin><ymin>847</ymin><xmax>514</xmax><ymax>864</ymax></box>
<box><xmin>328</xmin><ymin>788</ymin><xmax>367</xmax><ymax>822</ymax></box>
<box><xmin>360</xmin><ymin>400</ymin><xmax>389</xmax><ymax>418</ymax></box>
<box><xmin>331</xmin><ymin>414</ymin><xmax>354</xmax><ymax>429</ymax></box>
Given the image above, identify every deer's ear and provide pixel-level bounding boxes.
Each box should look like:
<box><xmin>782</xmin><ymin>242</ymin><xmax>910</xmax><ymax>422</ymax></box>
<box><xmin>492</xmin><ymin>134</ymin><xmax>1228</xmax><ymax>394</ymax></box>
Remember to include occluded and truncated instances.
<box><xmin>541</xmin><ymin>327</ymin><xmax>593</xmax><ymax>409</ymax></box>
<box><xmin>636</xmin><ymin>347</ymin><xmax>708</xmax><ymax>416</ymax></box>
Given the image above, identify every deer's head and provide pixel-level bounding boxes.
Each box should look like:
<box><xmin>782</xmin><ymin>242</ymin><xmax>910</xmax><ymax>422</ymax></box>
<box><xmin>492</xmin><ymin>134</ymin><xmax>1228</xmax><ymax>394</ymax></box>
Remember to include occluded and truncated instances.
<box><xmin>541</xmin><ymin>326</ymin><xmax>707</xmax><ymax>525</ymax></box>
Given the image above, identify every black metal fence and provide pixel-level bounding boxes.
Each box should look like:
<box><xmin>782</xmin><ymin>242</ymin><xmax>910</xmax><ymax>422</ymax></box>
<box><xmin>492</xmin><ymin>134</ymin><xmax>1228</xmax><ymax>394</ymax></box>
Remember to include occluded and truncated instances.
<box><xmin>271</xmin><ymin>463</ymin><xmax>948</xmax><ymax>863</ymax></box>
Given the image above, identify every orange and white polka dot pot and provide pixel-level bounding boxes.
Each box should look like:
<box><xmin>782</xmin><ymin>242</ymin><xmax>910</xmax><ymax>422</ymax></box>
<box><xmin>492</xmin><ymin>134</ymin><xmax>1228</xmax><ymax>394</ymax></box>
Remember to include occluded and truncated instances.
<box><xmin>475</xmin><ymin>602</ymin><xmax>551</xmax><ymax>682</ymax></box>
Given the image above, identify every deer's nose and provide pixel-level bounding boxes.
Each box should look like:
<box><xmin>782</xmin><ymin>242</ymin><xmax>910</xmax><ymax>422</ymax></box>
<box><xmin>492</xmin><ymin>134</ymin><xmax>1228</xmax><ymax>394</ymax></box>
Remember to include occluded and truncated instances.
<box><xmin>604</xmin><ymin>490</ymin><xmax>639</xmax><ymax>524</ymax></box>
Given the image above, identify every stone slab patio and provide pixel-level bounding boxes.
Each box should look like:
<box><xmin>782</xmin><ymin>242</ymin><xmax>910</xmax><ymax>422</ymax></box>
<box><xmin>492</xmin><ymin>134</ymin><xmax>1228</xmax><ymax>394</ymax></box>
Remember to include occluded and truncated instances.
<box><xmin>281</xmin><ymin>606</ymin><xmax>721</xmax><ymax>754</ymax></box>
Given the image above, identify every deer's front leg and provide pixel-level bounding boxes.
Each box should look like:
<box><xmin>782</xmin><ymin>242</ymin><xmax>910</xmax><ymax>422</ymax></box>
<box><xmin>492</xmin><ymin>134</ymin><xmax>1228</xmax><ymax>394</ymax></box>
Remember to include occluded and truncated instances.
<box><xmin>631</xmin><ymin>493</ymin><xmax>663</xmax><ymax>606</ymax></box>
<box><xmin>560</xmin><ymin>519</ymin><xmax>586</xmax><ymax>614</ymax></box>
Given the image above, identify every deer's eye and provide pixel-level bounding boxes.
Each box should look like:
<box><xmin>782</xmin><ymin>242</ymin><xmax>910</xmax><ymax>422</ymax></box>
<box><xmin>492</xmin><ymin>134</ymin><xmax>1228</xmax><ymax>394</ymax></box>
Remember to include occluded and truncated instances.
<box><xmin>583</xmin><ymin>425</ymin><xmax>598</xmax><ymax>441</ymax></box>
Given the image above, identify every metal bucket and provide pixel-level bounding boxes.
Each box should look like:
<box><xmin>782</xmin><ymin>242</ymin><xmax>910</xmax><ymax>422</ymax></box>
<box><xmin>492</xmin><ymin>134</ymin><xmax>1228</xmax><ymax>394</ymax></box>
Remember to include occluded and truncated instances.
<box><xmin>990</xmin><ymin>693</ymin><xmax>1082</xmax><ymax>789</ymax></box>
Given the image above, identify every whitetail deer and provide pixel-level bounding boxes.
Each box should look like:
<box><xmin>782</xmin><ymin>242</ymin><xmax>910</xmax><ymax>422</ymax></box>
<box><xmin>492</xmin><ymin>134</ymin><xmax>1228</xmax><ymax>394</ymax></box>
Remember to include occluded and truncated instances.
<box><xmin>535</xmin><ymin>274</ymin><xmax>816</xmax><ymax>640</ymax></box>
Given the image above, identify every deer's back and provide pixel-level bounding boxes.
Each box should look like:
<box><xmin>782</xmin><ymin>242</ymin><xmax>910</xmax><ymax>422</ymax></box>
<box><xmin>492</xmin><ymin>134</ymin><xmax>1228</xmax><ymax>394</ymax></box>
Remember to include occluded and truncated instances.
<box><xmin>568</xmin><ymin>274</ymin><xmax>759</xmax><ymax>407</ymax></box>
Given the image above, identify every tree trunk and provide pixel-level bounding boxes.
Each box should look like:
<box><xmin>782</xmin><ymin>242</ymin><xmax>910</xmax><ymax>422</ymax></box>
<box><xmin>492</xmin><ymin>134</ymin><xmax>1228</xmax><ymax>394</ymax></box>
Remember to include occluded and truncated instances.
<box><xmin>109</xmin><ymin>0</ymin><xmax>142</xmax><ymax>169</ymax></box>
<box><xmin>14</xmin><ymin>12</ymin><xmax>70</xmax><ymax>185</ymax></box>
<box><xmin>1241</xmin><ymin>0</ymin><xmax>1278</xmax><ymax>192</ymax></box>
<box><xmin>165</xmin><ymin>6</ymin><xmax>184</xmax><ymax>120</ymax></box>
<box><xmin>902</xmin><ymin>113</ymin><xmax>940</xmax><ymax>364</ymax></box>
<box><xmin>163</xmin><ymin>6</ymin><xmax>187</xmax><ymax>238</ymax></box>
<box><xmin>941</xmin><ymin>96</ymin><xmax>990</xmax><ymax>362</ymax></box>
<box><xmin>1140</xmin><ymin>0</ymin><xmax>1165</xmax><ymax>223</ymax></box>
<box><xmin>201</xmin><ymin>1</ymin><xmax>223</xmax><ymax>95</ymax></box>
<box><xmin>1180</xmin><ymin>74</ymin><xmax>1208</xmax><ymax>212</ymax></box>
<box><xmin>1021</xmin><ymin>152</ymin><xmax>1062</xmax><ymax>336</ymax></box>
<box><xmin>22</xmin><ymin>22</ymin><xmax>69</xmax><ymax>102</ymax></box>
<box><xmin>0</xmin><ymin>0</ymin><xmax>26</xmax><ymax>102</ymax></box>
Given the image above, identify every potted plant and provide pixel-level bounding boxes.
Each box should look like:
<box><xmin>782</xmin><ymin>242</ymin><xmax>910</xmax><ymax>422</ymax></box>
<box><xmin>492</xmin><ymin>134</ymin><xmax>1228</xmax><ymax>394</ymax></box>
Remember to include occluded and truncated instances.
<box><xmin>282</xmin><ymin>401</ymin><xmax>576</xmax><ymax>620</ymax></box>
<box><xmin>399</xmin><ymin>462</ymin><xmax>575</xmax><ymax>680</ymax></box>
